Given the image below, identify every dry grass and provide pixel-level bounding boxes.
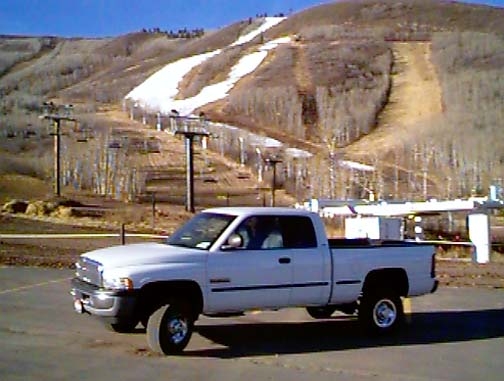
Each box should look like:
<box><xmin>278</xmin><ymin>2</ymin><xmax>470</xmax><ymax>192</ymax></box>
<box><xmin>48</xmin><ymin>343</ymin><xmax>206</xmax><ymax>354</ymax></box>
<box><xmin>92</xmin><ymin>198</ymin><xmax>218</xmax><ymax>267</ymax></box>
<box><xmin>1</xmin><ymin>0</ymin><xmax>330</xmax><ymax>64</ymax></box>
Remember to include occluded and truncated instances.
<box><xmin>0</xmin><ymin>174</ymin><xmax>51</xmax><ymax>204</ymax></box>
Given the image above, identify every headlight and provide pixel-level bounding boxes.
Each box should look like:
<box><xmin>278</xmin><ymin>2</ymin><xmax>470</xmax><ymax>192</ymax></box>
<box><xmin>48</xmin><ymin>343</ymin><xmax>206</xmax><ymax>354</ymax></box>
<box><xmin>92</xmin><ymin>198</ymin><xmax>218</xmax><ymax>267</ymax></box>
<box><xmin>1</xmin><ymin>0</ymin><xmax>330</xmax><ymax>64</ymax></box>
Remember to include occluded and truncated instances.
<box><xmin>102</xmin><ymin>276</ymin><xmax>134</xmax><ymax>291</ymax></box>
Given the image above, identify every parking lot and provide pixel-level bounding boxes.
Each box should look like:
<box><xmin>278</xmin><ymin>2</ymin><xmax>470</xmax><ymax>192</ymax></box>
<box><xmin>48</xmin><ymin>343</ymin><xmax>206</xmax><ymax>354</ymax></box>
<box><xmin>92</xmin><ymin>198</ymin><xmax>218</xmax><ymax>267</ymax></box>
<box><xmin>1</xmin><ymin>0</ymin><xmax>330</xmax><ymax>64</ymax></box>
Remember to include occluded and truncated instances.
<box><xmin>1</xmin><ymin>266</ymin><xmax>503</xmax><ymax>381</ymax></box>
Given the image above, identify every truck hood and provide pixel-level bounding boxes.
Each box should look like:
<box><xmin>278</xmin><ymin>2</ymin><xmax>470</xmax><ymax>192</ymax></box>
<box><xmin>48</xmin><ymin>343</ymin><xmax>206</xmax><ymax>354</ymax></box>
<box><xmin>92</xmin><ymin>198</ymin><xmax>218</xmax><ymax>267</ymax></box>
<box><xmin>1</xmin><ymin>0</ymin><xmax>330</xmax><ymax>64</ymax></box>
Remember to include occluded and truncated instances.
<box><xmin>80</xmin><ymin>242</ymin><xmax>206</xmax><ymax>268</ymax></box>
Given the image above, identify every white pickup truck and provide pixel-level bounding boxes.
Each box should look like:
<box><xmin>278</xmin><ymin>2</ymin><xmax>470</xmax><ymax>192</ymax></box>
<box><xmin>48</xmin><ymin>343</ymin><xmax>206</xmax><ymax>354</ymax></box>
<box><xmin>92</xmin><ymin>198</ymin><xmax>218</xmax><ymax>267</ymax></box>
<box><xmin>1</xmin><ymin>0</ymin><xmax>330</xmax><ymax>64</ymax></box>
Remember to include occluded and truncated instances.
<box><xmin>71</xmin><ymin>207</ymin><xmax>438</xmax><ymax>355</ymax></box>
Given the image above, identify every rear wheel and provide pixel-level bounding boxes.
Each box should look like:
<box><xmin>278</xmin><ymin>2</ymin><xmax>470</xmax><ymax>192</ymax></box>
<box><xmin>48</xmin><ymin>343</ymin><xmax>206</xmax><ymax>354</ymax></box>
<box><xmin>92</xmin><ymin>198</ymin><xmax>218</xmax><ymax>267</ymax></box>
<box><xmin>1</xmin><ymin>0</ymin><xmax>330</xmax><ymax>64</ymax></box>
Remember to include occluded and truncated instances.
<box><xmin>306</xmin><ymin>306</ymin><xmax>337</xmax><ymax>319</ymax></box>
<box><xmin>337</xmin><ymin>302</ymin><xmax>358</xmax><ymax>316</ymax></box>
<box><xmin>359</xmin><ymin>290</ymin><xmax>403</xmax><ymax>333</ymax></box>
<box><xmin>147</xmin><ymin>303</ymin><xmax>194</xmax><ymax>355</ymax></box>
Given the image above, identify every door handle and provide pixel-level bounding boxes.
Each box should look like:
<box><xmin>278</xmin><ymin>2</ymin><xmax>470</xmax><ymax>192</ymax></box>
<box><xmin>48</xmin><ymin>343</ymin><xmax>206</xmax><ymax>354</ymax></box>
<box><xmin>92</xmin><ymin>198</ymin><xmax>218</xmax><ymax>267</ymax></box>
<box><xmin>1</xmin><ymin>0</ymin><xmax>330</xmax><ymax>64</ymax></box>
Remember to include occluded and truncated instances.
<box><xmin>278</xmin><ymin>257</ymin><xmax>291</xmax><ymax>264</ymax></box>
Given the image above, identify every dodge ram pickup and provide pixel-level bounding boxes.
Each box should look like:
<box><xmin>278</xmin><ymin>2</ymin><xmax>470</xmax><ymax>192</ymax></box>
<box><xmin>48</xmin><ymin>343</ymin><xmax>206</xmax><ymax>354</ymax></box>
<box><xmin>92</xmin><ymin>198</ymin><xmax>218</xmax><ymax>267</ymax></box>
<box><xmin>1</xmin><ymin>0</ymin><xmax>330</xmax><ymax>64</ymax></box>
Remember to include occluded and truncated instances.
<box><xmin>70</xmin><ymin>207</ymin><xmax>438</xmax><ymax>355</ymax></box>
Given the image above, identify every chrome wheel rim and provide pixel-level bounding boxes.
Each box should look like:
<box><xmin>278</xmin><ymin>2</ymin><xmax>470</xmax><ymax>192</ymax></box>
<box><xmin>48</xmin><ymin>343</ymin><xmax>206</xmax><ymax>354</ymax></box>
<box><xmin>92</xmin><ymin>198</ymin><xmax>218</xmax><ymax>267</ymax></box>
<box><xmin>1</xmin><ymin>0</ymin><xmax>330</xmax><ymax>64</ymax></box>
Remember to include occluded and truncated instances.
<box><xmin>167</xmin><ymin>317</ymin><xmax>188</xmax><ymax>344</ymax></box>
<box><xmin>373</xmin><ymin>299</ymin><xmax>397</xmax><ymax>328</ymax></box>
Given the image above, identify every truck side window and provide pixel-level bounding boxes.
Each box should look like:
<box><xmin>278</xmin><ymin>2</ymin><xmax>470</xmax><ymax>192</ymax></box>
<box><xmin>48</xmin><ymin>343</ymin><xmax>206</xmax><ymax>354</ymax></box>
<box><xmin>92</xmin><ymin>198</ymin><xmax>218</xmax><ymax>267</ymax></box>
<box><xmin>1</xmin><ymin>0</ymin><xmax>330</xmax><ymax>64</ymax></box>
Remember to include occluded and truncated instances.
<box><xmin>261</xmin><ymin>217</ymin><xmax>283</xmax><ymax>249</ymax></box>
<box><xmin>280</xmin><ymin>216</ymin><xmax>317</xmax><ymax>248</ymax></box>
<box><xmin>234</xmin><ymin>216</ymin><xmax>317</xmax><ymax>250</ymax></box>
<box><xmin>235</xmin><ymin>216</ymin><xmax>284</xmax><ymax>250</ymax></box>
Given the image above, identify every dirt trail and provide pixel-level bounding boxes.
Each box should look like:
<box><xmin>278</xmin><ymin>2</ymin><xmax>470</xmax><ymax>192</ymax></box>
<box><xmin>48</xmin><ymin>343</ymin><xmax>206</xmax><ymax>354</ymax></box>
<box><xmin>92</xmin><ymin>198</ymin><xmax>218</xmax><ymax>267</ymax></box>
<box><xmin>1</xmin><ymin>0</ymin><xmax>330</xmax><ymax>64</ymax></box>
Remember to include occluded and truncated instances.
<box><xmin>294</xmin><ymin>43</ymin><xmax>313</xmax><ymax>92</ymax></box>
<box><xmin>345</xmin><ymin>42</ymin><xmax>442</xmax><ymax>157</ymax></box>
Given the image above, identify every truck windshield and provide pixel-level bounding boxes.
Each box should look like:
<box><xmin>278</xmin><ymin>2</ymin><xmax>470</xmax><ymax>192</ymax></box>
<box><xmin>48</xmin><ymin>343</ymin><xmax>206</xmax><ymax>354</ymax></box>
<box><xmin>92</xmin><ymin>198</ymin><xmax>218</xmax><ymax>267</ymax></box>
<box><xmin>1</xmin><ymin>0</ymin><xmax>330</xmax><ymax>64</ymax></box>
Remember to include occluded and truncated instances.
<box><xmin>166</xmin><ymin>212</ymin><xmax>236</xmax><ymax>250</ymax></box>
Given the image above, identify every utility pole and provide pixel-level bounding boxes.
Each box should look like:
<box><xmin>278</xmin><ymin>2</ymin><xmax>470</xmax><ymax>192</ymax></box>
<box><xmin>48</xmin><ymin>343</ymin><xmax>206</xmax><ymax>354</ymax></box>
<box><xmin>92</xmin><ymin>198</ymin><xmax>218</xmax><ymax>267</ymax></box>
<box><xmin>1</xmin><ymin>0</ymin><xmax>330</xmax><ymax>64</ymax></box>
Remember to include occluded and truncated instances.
<box><xmin>40</xmin><ymin>102</ymin><xmax>77</xmax><ymax>197</ymax></box>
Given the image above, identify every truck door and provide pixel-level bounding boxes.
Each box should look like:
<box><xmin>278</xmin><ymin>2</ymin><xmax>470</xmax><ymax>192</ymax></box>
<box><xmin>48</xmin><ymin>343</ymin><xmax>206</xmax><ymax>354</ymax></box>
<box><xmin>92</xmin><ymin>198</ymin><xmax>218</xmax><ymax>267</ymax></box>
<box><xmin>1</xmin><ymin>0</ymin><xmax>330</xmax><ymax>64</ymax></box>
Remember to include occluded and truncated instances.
<box><xmin>206</xmin><ymin>216</ymin><xmax>292</xmax><ymax>312</ymax></box>
<box><xmin>280</xmin><ymin>216</ymin><xmax>331</xmax><ymax>306</ymax></box>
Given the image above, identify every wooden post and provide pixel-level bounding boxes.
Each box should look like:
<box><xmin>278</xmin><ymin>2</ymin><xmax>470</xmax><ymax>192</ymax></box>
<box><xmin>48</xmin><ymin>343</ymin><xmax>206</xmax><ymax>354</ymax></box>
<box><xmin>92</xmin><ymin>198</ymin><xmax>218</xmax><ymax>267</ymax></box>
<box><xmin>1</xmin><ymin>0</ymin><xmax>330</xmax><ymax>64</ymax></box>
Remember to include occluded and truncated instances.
<box><xmin>121</xmin><ymin>223</ymin><xmax>126</xmax><ymax>245</ymax></box>
<box><xmin>53</xmin><ymin>119</ymin><xmax>61</xmax><ymax>196</ymax></box>
<box><xmin>151</xmin><ymin>192</ymin><xmax>156</xmax><ymax>229</ymax></box>
<box><xmin>265</xmin><ymin>157</ymin><xmax>282</xmax><ymax>207</ymax></box>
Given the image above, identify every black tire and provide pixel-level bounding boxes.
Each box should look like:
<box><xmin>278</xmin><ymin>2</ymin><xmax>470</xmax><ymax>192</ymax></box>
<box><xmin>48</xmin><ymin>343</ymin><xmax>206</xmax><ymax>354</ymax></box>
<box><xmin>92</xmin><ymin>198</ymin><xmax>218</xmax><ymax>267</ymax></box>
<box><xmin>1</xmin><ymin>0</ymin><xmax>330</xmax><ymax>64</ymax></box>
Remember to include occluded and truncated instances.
<box><xmin>147</xmin><ymin>303</ymin><xmax>194</xmax><ymax>355</ymax></box>
<box><xmin>108</xmin><ymin>319</ymin><xmax>139</xmax><ymax>333</ymax></box>
<box><xmin>337</xmin><ymin>302</ymin><xmax>358</xmax><ymax>316</ymax></box>
<box><xmin>358</xmin><ymin>290</ymin><xmax>404</xmax><ymax>333</ymax></box>
<box><xmin>306</xmin><ymin>306</ymin><xmax>337</xmax><ymax>319</ymax></box>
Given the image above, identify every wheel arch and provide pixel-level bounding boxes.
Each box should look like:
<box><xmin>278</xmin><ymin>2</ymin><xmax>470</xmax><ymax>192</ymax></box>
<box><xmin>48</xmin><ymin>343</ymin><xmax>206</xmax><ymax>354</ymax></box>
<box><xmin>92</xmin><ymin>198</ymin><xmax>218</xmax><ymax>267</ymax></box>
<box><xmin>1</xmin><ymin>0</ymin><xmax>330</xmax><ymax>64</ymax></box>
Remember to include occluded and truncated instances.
<box><xmin>362</xmin><ymin>268</ymin><xmax>409</xmax><ymax>297</ymax></box>
<box><xmin>137</xmin><ymin>280</ymin><xmax>204</xmax><ymax>320</ymax></box>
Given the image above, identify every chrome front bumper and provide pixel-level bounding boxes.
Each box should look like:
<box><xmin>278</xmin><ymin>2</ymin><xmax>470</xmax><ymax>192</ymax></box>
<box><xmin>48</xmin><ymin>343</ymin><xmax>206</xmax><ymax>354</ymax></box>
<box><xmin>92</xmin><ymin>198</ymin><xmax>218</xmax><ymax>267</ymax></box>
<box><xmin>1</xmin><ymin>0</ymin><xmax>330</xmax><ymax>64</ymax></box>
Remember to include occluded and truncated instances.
<box><xmin>70</xmin><ymin>277</ymin><xmax>137</xmax><ymax>323</ymax></box>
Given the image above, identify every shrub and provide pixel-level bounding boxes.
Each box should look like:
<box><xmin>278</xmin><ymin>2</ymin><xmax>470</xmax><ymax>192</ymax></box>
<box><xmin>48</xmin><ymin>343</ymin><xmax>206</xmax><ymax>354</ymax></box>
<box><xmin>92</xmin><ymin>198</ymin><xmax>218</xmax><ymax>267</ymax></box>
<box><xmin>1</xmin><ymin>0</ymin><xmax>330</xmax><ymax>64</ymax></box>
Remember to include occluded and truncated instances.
<box><xmin>26</xmin><ymin>201</ymin><xmax>50</xmax><ymax>216</ymax></box>
<box><xmin>2</xmin><ymin>199</ymin><xmax>29</xmax><ymax>213</ymax></box>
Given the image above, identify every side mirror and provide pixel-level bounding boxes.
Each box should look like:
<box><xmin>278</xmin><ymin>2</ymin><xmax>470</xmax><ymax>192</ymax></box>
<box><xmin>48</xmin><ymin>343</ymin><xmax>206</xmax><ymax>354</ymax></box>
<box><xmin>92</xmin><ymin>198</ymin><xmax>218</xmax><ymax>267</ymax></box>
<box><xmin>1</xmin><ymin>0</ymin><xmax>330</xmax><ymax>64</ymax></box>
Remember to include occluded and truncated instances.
<box><xmin>221</xmin><ymin>233</ymin><xmax>243</xmax><ymax>251</ymax></box>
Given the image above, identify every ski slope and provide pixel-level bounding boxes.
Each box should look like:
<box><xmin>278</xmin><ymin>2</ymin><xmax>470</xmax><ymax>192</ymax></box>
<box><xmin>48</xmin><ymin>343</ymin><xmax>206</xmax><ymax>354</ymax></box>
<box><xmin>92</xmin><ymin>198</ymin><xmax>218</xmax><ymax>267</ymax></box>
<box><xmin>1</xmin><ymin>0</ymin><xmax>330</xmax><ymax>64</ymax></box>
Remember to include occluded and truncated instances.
<box><xmin>125</xmin><ymin>17</ymin><xmax>287</xmax><ymax>116</ymax></box>
<box><xmin>124</xmin><ymin>17</ymin><xmax>374</xmax><ymax>168</ymax></box>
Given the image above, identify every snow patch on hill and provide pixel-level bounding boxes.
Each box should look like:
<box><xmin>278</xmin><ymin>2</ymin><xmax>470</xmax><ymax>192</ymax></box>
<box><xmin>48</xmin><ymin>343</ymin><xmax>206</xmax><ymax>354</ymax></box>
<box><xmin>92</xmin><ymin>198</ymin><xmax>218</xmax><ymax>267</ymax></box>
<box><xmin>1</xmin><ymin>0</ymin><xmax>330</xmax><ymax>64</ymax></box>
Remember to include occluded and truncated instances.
<box><xmin>125</xmin><ymin>17</ymin><xmax>287</xmax><ymax>116</ymax></box>
<box><xmin>125</xmin><ymin>50</ymin><xmax>221</xmax><ymax>112</ymax></box>
<box><xmin>230</xmin><ymin>17</ymin><xmax>285</xmax><ymax>46</ymax></box>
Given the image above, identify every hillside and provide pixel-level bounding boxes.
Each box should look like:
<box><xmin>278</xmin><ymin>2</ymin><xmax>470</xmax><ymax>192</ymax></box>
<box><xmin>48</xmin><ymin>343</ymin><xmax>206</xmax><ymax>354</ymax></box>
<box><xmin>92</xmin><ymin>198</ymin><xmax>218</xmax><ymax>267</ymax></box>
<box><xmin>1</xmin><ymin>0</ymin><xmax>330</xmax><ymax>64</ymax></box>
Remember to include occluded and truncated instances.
<box><xmin>1</xmin><ymin>0</ymin><xmax>503</xmax><ymax>212</ymax></box>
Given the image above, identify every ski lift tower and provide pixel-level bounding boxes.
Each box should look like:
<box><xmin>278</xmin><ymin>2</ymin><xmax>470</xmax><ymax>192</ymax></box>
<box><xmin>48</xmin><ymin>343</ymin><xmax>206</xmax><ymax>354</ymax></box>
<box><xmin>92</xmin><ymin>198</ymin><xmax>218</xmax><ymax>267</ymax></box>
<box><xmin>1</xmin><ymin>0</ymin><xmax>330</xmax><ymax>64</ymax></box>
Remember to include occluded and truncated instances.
<box><xmin>40</xmin><ymin>102</ymin><xmax>78</xmax><ymax>197</ymax></box>
<box><xmin>170</xmin><ymin>111</ymin><xmax>209</xmax><ymax>213</ymax></box>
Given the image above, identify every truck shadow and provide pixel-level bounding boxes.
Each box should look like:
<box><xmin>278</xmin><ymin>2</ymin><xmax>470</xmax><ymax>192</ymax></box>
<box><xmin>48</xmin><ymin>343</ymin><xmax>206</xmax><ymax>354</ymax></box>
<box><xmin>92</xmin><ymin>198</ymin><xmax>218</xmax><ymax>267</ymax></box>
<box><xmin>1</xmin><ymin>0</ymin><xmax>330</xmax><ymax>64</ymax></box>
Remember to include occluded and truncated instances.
<box><xmin>186</xmin><ymin>309</ymin><xmax>504</xmax><ymax>358</ymax></box>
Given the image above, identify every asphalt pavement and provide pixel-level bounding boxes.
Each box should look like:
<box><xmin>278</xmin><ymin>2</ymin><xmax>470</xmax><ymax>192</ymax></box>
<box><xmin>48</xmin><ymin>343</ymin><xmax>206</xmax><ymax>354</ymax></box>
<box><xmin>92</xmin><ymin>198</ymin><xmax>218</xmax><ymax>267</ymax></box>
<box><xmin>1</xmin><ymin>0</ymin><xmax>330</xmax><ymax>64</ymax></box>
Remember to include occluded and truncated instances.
<box><xmin>1</xmin><ymin>266</ymin><xmax>503</xmax><ymax>381</ymax></box>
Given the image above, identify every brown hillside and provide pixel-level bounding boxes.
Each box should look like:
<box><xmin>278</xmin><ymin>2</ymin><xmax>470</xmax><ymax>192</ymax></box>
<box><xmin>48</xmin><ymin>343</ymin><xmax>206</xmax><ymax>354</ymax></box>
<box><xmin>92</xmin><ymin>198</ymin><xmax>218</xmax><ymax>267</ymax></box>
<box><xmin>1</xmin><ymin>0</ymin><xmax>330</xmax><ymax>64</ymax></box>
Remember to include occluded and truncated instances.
<box><xmin>1</xmin><ymin>0</ymin><xmax>503</xmax><ymax>209</ymax></box>
<box><xmin>271</xmin><ymin>0</ymin><xmax>504</xmax><ymax>38</ymax></box>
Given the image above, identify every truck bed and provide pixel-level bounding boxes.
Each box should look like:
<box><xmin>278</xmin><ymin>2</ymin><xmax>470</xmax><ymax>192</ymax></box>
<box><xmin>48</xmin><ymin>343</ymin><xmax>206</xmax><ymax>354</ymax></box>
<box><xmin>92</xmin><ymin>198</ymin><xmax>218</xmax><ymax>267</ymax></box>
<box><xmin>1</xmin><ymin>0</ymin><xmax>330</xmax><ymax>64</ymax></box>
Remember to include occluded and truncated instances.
<box><xmin>328</xmin><ymin>238</ymin><xmax>430</xmax><ymax>248</ymax></box>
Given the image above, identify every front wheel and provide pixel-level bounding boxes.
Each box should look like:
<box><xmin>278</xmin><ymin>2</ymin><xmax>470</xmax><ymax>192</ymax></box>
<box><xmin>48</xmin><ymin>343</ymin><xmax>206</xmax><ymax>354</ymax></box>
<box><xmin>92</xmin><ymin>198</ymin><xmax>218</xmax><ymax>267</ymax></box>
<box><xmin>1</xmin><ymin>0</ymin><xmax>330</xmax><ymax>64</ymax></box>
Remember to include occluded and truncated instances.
<box><xmin>147</xmin><ymin>303</ymin><xmax>194</xmax><ymax>355</ymax></box>
<box><xmin>358</xmin><ymin>290</ymin><xmax>403</xmax><ymax>333</ymax></box>
<box><xmin>108</xmin><ymin>319</ymin><xmax>139</xmax><ymax>333</ymax></box>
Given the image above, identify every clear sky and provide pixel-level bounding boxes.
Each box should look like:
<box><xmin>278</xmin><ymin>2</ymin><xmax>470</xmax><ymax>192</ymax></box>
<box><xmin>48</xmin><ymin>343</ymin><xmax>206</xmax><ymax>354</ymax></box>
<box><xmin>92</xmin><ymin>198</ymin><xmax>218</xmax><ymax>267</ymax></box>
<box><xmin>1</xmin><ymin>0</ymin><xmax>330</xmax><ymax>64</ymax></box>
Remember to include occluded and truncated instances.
<box><xmin>0</xmin><ymin>0</ymin><xmax>503</xmax><ymax>38</ymax></box>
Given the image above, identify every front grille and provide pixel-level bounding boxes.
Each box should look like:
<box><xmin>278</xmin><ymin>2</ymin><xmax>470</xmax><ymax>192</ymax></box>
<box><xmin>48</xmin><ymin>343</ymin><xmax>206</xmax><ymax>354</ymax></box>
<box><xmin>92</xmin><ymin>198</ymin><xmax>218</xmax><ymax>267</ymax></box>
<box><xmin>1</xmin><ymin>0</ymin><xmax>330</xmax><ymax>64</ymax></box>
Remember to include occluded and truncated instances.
<box><xmin>75</xmin><ymin>257</ymin><xmax>102</xmax><ymax>286</ymax></box>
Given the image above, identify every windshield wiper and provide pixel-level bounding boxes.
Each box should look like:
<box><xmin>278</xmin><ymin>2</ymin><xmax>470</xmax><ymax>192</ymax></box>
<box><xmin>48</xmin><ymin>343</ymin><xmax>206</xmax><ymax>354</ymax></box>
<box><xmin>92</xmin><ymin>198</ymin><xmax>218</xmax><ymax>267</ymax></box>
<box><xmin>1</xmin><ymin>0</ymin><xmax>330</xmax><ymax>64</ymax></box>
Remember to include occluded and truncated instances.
<box><xmin>166</xmin><ymin>242</ymin><xmax>193</xmax><ymax>248</ymax></box>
